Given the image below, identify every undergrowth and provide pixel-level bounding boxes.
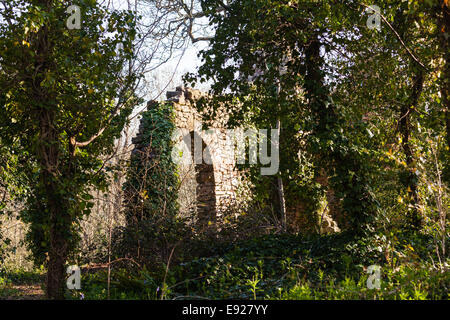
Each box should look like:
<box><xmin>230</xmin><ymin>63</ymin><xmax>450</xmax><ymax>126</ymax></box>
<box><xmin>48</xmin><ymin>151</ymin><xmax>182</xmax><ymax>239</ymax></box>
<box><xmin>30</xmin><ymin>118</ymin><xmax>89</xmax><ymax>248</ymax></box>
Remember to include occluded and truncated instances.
<box><xmin>65</xmin><ymin>232</ymin><xmax>449</xmax><ymax>300</ymax></box>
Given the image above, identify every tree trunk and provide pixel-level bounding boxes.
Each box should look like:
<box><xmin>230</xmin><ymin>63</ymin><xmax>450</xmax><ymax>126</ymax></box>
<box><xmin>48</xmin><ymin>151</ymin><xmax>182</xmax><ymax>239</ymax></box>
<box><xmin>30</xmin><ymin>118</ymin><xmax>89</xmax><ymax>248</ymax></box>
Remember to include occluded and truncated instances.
<box><xmin>272</xmin><ymin>82</ymin><xmax>287</xmax><ymax>231</ymax></box>
<box><xmin>29</xmin><ymin>1</ymin><xmax>71</xmax><ymax>299</ymax></box>
<box><xmin>398</xmin><ymin>71</ymin><xmax>424</xmax><ymax>229</ymax></box>
<box><xmin>276</xmin><ymin>119</ymin><xmax>287</xmax><ymax>232</ymax></box>
<box><xmin>46</xmin><ymin>219</ymin><xmax>68</xmax><ymax>299</ymax></box>
<box><xmin>438</xmin><ymin>1</ymin><xmax>450</xmax><ymax>149</ymax></box>
<box><xmin>303</xmin><ymin>33</ymin><xmax>373</xmax><ymax>231</ymax></box>
<box><xmin>37</xmin><ymin>109</ymin><xmax>69</xmax><ymax>300</ymax></box>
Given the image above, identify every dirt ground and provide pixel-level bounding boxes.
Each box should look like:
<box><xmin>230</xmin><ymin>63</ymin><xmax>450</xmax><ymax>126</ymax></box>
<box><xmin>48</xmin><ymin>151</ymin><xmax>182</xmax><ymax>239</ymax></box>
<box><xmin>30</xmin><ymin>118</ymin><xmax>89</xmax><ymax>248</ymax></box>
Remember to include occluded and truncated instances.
<box><xmin>0</xmin><ymin>283</ymin><xmax>45</xmax><ymax>300</ymax></box>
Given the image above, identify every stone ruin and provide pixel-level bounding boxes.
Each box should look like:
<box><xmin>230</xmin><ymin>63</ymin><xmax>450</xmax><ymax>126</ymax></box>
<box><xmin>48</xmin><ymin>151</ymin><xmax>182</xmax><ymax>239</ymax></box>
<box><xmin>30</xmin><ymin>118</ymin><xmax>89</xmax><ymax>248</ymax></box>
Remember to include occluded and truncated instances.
<box><xmin>131</xmin><ymin>86</ymin><xmax>244</xmax><ymax>227</ymax></box>
<box><xmin>130</xmin><ymin>86</ymin><xmax>340</xmax><ymax>233</ymax></box>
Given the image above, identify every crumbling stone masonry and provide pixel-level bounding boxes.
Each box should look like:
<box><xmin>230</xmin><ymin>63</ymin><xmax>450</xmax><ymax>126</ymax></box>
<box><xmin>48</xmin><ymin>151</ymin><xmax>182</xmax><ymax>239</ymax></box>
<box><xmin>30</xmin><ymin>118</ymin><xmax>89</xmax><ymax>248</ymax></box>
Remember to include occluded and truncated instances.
<box><xmin>131</xmin><ymin>86</ymin><xmax>243</xmax><ymax>226</ymax></box>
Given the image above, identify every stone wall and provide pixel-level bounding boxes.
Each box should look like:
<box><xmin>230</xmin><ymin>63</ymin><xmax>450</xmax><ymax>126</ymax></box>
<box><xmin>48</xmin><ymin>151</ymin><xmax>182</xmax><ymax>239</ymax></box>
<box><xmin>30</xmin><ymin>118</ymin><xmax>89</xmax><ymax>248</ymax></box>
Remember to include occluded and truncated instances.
<box><xmin>132</xmin><ymin>86</ymin><xmax>242</xmax><ymax>227</ymax></box>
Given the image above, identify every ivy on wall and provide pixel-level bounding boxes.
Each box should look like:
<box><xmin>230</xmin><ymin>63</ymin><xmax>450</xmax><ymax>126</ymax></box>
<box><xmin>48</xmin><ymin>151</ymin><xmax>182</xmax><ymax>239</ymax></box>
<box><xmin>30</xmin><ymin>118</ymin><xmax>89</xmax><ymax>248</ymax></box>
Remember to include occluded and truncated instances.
<box><xmin>124</xmin><ymin>101</ymin><xmax>179</xmax><ymax>224</ymax></box>
<box><xmin>120</xmin><ymin>102</ymin><xmax>191</xmax><ymax>266</ymax></box>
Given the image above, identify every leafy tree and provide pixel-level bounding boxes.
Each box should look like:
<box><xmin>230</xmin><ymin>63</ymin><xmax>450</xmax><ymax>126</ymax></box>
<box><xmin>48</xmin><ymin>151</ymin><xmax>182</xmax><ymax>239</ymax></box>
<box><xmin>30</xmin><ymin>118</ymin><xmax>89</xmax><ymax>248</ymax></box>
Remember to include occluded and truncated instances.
<box><xmin>0</xmin><ymin>0</ymin><xmax>140</xmax><ymax>299</ymax></box>
<box><xmin>186</xmin><ymin>0</ymin><xmax>378</xmax><ymax>233</ymax></box>
<box><xmin>185</xmin><ymin>0</ymin><xmax>448</xmax><ymax>234</ymax></box>
<box><xmin>332</xmin><ymin>0</ymin><xmax>448</xmax><ymax>230</ymax></box>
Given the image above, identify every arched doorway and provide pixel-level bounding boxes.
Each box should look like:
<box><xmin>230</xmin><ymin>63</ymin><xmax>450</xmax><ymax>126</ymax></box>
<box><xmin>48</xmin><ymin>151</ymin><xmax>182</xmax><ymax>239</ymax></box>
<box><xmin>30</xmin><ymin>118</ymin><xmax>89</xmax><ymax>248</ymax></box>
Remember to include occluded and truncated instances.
<box><xmin>181</xmin><ymin>131</ymin><xmax>216</xmax><ymax>232</ymax></box>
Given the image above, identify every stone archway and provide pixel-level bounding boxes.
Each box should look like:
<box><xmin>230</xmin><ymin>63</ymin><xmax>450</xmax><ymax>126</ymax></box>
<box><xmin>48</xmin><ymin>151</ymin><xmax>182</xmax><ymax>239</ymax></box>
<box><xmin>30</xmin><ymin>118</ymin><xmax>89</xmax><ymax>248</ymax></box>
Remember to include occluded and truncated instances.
<box><xmin>166</xmin><ymin>87</ymin><xmax>241</xmax><ymax>221</ymax></box>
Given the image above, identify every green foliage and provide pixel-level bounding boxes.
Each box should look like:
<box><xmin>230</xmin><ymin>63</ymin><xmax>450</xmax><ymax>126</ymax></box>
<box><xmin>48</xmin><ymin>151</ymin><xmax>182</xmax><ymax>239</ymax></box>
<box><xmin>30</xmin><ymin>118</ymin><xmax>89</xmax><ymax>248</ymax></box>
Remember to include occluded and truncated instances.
<box><xmin>280</xmin><ymin>262</ymin><xmax>449</xmax><ymax>300</ymax></box>
<box><xmin>166</xmin><ymin>233</ymin><xmax>379</xmax><ymax>299</ymax></box>
<box><xmin>0</xmin><ymin>0</ymin><xmax>448</xmax><ymax>301</ymax></box>
<box><xmin>0</xmin><ymin>266</ymin><xmax>44</xmax><ymax>285</ymax></box>
<box><xmin>123</xmin><ymin>102</ymin><xmax>179</xmax><ymax>223</ymax></box>
<box><xmin>120</xmin><ymin>102</ymin><xmax>188</xmax><ymax>268</ymax></box>
<box><xmin>5</xmin><ymin>232</ymin><xmax>447</xmax><ymax>300</ymax></box>
<box><xmin>0</xmin><ymin>267</ymin><xmax>45</xmax><ymax>299</ymax></box>
<box><xmin>185</xmin><ymin>0</ymin><xmax>383</xmax><ymax>233</ymax></box>
<box><xmin>165</xmin><ymin>233</ymin><xmax>448</xmax><ymax>300</ymax></box>
<box><xmin>65</xmin><ymin>267</ymin><xmax>160</xmax><ymax>300</ymax></box>
<box><xmin>0</xmin><ymin>0</ymin><xmax>140</xmax><ymax>268</ymax></box>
